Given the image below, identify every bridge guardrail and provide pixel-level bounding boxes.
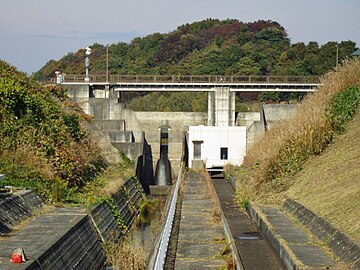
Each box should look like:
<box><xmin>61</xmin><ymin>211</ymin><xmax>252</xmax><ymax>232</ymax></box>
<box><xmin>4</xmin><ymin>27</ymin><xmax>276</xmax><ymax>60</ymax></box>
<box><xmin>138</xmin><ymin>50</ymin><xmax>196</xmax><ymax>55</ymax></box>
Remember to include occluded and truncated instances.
<box><xmin>47</xmin><ymin>74</ymin><xmax>320</xmax><ymax>84</ymax></box>
<box><xmin>153</xmin><ymin>162</ymin><xmax>184</xmax><ymax>270</ymax></box>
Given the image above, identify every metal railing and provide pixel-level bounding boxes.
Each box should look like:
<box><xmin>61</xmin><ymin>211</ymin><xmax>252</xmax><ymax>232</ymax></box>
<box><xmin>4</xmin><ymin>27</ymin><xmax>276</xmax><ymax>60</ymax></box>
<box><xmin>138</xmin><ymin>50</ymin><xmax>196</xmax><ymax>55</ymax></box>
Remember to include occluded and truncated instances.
<box><xmin>153</xmin><ymin>163</ymin><xmax>184</xmax><ymax>270</ymax></box>
<box><xmin>51</xmin><ymin>74</ymin><xmax>320</xmax><ymax>84</ymax></box>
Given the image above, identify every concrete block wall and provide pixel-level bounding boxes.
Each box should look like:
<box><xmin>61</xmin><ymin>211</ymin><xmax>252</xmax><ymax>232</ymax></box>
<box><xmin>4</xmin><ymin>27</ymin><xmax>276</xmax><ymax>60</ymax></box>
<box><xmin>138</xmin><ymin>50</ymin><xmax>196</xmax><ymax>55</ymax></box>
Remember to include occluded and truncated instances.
<box><xmin>17</xmin><ymin>177</ymin><xmax>145</xmax><ymax>270</ymax></box>
<box><xmin>0</xmin><ymin>190</ymin><xmax>43</xmax><ymax>235</ymax></box>
<box><xmin>207</xmin><ymin>87</ymin><xmax>235</xmax><ymax>126</ymax></box>
<box><xmin>26</xmin><ymin>215</ymin><xmax>107</xmax><ymax>270</ymax></box>
<box><xmin>284</xmin><ymin>198</ymin><xmax>360</xmax><ymax>269</ymax></box>
<box><xmin>90</xmin><ymin>177</ymin><xmax>144</xmax><ymax>243</ymax></box>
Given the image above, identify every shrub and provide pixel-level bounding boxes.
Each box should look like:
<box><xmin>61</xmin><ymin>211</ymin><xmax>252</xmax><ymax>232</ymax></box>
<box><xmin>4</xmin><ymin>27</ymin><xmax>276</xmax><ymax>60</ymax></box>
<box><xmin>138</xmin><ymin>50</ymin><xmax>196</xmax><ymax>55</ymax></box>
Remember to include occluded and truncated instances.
<box><xmin>0</xmin><ymin>60</ymin><xmax>107</xmax><ymax>202</ymax></box>
<box><xmin>327</xmin><ymin>85</ymin><xmax>360</xmax><ymax>133</ymax></box>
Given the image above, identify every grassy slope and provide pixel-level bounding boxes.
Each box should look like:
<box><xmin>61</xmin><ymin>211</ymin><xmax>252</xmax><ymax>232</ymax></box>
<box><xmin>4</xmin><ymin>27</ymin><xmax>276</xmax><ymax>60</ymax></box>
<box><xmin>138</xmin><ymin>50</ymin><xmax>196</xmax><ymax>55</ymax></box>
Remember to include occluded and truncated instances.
<box><xmin>228</xmin><ymin>59</ymin><xmax>360</xmax><ymax>246</ymax></box>
<box><xmin>287</xmin><ymin>111</ymin><xmax>360</xmax><ymax>243</ymax></box>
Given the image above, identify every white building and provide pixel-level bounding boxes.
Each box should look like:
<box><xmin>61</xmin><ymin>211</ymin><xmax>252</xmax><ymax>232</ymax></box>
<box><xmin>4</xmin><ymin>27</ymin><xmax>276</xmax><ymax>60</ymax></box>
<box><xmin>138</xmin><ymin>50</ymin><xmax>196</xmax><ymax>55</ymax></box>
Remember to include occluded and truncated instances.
<box><xmin>187</xmin><ymin>125</ymin><xmax>247</xmax><ymax>168</ymax></box>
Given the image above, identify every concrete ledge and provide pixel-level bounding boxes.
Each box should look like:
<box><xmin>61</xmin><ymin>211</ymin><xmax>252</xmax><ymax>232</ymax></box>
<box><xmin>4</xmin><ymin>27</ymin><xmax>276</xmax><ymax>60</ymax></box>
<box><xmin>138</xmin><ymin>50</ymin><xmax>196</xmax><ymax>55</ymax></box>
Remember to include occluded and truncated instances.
<box><xmin>247</xmin><ymin>204</ymin><xmax>296</xmax><ymax>270</ymax></box>
<box><xmin>284</xmin><ymin>197</ymin><xmax>360</xmax><ymax>269</ymax></box>
<box><xmin>211</xmin><ymin>181</ymin><xmax>244</xmax><ymax>270</ymax></box>
<box><xmin>149</xmin><ymin>185</ymin><xmax>172</xmax><ymax>196</ymax></box>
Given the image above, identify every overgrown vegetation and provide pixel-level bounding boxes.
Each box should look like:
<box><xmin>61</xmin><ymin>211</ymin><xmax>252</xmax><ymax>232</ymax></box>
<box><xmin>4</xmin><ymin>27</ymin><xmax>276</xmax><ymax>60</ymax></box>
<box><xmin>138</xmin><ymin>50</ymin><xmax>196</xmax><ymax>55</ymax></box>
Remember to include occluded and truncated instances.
<box><xmin>0</xmin><ymin>60</ymin><xmax>135</xmax><ymax>203</ymax></box>
<box><xmin>228</xmin><ymin>59</ymin><xmax>360</xmax><ymax>201</ymax></box>
<box><xmin>104</xmin><ymin>240</ymin><xmax>145</xmax><ymax>270</ymax></box>
<box><xmin>138</xmin><ymin>198</ymin><xmax>158</xmax><ymax>223</ymax></box>
<box><xmin>33</xmin><ymin>19</ymin><xmax>358</xmax><ymax>110</ymax></box>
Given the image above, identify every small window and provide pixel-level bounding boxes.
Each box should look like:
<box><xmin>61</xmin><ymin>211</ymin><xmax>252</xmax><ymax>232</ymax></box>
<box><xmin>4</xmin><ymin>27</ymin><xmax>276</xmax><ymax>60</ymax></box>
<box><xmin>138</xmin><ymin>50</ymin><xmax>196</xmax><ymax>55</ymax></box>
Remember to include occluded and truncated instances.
<box><xmin>220</xmin><ymin>147</ymin><xmax>228</xmax><ymax>160</ymax></box>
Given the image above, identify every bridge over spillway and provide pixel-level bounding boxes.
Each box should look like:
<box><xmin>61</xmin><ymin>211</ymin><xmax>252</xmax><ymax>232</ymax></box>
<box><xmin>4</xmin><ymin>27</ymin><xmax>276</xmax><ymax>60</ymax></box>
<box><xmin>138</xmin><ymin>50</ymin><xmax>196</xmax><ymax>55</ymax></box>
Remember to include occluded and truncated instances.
<box><xmin>57</xmin><ymin>74</ymin><xmax>320</xmax><ymax>92</ymax></box>
<box><xmin>58</xmin><ymin>74</ymin><xmax>320</xmax><ymax>127</ymax></box>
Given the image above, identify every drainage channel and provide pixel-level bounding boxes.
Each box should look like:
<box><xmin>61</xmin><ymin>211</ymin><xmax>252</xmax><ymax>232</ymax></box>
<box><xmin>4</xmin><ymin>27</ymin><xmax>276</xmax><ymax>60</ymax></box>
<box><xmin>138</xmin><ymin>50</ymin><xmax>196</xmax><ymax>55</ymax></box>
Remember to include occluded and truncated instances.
<box><xmin>210</xmin><ymin>172</ymin><xmax>286</xmax><ymax>270</ymax></box>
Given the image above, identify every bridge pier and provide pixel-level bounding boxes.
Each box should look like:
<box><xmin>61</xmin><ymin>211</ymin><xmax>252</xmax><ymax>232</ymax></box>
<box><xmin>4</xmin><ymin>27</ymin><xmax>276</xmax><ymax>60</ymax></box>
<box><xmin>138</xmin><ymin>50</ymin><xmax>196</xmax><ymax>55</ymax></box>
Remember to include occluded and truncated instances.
<box><xmin>207</xmin><ymin>87</ymin><xmax>236</xmax><ymax>126</ymax></box>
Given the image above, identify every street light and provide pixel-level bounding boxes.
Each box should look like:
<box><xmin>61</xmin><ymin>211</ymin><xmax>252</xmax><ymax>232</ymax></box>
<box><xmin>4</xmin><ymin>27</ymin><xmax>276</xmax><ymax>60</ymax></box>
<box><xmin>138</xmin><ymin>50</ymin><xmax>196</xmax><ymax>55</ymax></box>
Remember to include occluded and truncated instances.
<box><xmin>85</xmin><ymin>46</ymin><xmax>91</xmax><ymax>82</ymax></box>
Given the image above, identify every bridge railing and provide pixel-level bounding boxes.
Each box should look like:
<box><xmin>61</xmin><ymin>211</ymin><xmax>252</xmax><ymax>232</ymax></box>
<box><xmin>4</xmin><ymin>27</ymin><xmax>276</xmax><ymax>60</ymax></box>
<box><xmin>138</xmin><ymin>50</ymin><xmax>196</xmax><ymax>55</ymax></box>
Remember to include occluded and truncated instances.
<box><xmin>54</xmin><ymin>74</ymin><xmax>320</xmax><ymax>84</ymax></box>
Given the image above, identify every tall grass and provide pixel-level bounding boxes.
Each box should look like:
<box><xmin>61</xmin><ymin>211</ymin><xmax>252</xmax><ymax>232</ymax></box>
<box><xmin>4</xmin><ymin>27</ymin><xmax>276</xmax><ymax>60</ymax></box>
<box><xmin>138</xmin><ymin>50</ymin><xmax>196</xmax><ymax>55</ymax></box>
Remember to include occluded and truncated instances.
<box><xmin>242</xmin><ymin>59</ymin><xmax>360</xmax><ymax>195</ymax></box>
<box><xmin>105</xmin><ymin>240</ymin><xmax>145</xmax><ymax>270</ymax></box>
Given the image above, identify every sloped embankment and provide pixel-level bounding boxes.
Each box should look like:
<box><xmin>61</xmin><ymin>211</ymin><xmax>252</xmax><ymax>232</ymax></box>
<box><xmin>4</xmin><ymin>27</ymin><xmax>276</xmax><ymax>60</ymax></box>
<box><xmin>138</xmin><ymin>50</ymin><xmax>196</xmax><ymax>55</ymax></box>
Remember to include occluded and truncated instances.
<box><xmin>231</xmin><ymin>58</ymin><xmax>360</xmax><ymax>247</ymax></box>
<box><xmin>287</xmin><ymin>110</ymin><xmax>360</xmax><ymax>243</ymax></box>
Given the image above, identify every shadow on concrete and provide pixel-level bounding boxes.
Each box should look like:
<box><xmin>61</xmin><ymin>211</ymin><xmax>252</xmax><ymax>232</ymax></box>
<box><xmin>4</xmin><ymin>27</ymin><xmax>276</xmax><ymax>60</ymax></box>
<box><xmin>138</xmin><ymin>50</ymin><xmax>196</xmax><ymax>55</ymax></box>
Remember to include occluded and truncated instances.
<box><xmin>136</xmin><ymin>139</ymin><xmax>155</xmax><ymax>194</ymax></box>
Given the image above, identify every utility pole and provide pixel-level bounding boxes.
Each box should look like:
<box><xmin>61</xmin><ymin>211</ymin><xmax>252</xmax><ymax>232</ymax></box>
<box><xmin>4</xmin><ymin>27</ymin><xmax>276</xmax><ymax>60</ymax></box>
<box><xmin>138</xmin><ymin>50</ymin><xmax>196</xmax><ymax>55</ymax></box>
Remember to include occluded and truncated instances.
<box><xmin>106</xmin><ymin>44</ymin><xmax>109</xmax><ymax>82</ymax></box>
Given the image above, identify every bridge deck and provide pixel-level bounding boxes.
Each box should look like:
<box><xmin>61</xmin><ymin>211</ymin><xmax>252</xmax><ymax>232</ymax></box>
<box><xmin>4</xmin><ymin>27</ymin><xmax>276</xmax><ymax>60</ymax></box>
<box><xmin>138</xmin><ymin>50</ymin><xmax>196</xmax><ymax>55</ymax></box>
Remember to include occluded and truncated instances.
<box><xmin>61</xmin><ymin>81</ymin><xmax>319</xmax><ymax>92</ymax></box>
<box><xmin>57</xmin><ymin>74</ymin><xmax>320</xmax><ymax>92</ymax></box>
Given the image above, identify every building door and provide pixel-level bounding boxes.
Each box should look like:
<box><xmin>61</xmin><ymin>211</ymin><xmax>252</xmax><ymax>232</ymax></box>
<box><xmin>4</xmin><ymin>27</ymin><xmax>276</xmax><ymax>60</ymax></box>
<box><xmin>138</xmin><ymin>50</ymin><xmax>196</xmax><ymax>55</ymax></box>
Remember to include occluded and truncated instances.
<box><xmin>193</xmin><ymin>141</ymin><xmax>202</xmax><ymax>160</ymax></box>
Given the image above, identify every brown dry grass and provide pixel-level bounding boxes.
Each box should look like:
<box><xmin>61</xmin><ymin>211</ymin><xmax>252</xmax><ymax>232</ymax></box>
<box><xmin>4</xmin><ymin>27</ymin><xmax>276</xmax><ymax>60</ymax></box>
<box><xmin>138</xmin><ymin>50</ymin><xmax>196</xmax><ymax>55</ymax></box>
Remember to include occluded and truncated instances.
<box><xmin>242</xmin><ymin>59</ymin><xmax>360</xmax><ymax>197</ymax></box>
<box><xmin>105</xmin><ymin>239</ymin><xmax>145</xmax><ymax>270</ymax></box>
<box><xmin>201</xmin><ymin>168</ymin><xmax>222</xmax><ymax>223</ymax></box>
<box><xmin>287</xmin><ymin>110</ymin><xmax>360</xmax><ymax>243</ymax></box>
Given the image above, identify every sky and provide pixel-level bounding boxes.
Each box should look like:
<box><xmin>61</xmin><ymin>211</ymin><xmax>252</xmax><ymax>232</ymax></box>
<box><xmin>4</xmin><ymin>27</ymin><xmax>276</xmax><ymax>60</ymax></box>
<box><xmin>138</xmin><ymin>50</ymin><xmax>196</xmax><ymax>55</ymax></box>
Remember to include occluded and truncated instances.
<box><xmin>1</xmin><ymin>0</ymin><xmax>359</xmax><ymax>74</ymax></box>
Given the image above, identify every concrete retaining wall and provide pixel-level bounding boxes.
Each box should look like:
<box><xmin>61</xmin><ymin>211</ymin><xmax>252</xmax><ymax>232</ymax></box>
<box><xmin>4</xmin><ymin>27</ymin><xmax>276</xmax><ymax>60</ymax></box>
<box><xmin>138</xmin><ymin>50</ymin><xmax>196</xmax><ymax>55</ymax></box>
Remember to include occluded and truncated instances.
<box><xmin>0</xmin><ymin>177</ymin><xmax>145</xmax><ymax>270</ymax></box>
<box><xmin>0</xmin><ymin>190</ymin><xmax>43</xmax><ymax>235</ymax></box>
<box><xmin>284</xmin><ymin>197</ymin><xmax>360</xmax><ymax>270</ymax></box>
<box><xmin>26</xmin><ymin>215</ymin><xmax>107</xmax><ymax>270</ymax></box>
<box><xmin>90</xmin><ymin>177</ymin><xmax>144</xmax><ymax>242</ymax></box>
<box><xmin>246</xmin><ymin>203</ymin><xmax>297</xmax><ymax>270</ymax></box>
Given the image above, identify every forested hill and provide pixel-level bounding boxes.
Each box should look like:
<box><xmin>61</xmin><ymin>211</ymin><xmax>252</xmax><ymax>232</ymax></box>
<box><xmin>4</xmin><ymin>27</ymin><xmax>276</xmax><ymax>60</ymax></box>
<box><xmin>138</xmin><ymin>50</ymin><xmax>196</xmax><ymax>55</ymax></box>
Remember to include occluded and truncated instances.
<box><xmin>33</xmin><ymin>19</ymin><xmax>358</xmax><ymax>80</ymax></box>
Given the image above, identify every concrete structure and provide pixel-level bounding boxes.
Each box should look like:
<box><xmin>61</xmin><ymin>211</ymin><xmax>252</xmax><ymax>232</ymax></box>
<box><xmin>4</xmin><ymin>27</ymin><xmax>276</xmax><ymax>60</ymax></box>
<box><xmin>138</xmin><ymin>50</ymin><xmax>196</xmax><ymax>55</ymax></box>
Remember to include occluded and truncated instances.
<box><xmin>187</xmin><ymin>126</ymin><xmax>247</xmax><ymax>168</ymax></box>
<box><xmin>134</xmin><ymin>111</ymin><xmax>206</xmax><ymax>172</ymax></box>
<box><xmin>238</xmin><ymin>104</ymin><xmax>301</xmax><ymax>150</ymax></box>
<box><xmin>65</xmin><ymin>82</ymin><xmax>305</xmax><ymax>182</ymax></box>
<box><xmin>0</xmin><ymin>177</ymin><xmax>144</xmax><ymax>270</ymax></box>
<box><xmin>207</xmin><ymin>87</ymin><xmax>236</xmax><ymax>126</ymax></box>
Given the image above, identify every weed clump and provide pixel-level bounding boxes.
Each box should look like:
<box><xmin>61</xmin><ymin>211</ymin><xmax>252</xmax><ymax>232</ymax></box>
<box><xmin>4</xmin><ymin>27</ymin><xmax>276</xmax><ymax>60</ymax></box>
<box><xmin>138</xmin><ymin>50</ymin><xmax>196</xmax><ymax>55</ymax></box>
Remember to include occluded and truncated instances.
<box><xmin>104</xmin><ymin>240</ymin><xmax>145</xmax><ymax>270</ymax></box>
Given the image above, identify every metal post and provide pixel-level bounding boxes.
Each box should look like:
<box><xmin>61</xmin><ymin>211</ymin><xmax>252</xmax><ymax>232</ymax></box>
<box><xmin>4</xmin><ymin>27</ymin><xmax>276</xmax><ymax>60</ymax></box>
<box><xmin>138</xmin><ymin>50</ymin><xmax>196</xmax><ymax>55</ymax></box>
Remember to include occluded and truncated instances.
<box><xmin>106</xmin><ymin>44</ymin><xmax>109</xmax><ymax>82</ymax></box>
